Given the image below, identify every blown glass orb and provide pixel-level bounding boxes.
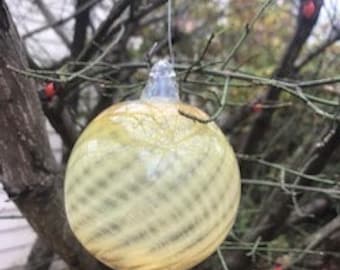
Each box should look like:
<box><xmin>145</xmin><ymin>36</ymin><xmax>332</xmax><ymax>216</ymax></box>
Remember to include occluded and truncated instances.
<box><xmin>64</xmin><ymin>60</ymin><xmax>240</xmax><ymax>270</ymax></box>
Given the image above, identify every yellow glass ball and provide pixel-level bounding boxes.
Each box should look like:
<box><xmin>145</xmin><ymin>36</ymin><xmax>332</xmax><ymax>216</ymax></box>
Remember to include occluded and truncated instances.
<box><xmin>64</xmin><ymin>60</ymin><xmax>240</xmax><ymax>270</ymax></box>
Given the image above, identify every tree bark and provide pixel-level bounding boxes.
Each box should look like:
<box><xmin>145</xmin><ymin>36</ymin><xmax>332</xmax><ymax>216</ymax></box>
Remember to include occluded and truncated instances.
<box><xmin>26</xmin><ymin>238</ymin><xmax>54</xmax><ymax>270</ymax></box>
<box><xmin>0</xmin><ymin>1</ymin><xmax>110</xmax><ymax>269</ymax></box>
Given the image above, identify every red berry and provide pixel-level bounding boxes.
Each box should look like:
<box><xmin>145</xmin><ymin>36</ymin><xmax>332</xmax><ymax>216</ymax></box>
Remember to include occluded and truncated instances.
<box><xmin>273</xmin><ymin>263</ymin><xmax>283</xmax><ymax>270</ymax></box>
<box><xmin>252</xmin><ymin>102</ymin><xmax>263</xmax><ymax>113</ymax></box>
<box><xmin>302</xmin><ymin>0</ymin><xmax>316</xmax><ymax>19</ymax></box>
<box><xmin>44</xmin><ymin>82</ymin><xmax>56</xmax><ymax>99</ymax></box>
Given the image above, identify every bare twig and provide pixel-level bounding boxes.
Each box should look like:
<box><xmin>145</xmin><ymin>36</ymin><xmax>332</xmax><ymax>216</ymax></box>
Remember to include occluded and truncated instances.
<box><xmin>33</xmin><ymin>0</ymin><xmax>71</xmax><ymax>48</ymax></box>
<box><xmin>289</xmin><ymin>215</ymin><xmax>340</xmax><ymax>267</ymax></box>
<box><xmin>23</xmin><ymin>0</ymin><xmax>100</xmax><ymax>39</ymax></box>
<box><xmin>242</xmin><ymin>179</ymin><xmax>340</xmax><ymax>198</ymax></box>
<box><xmin>240</xmin><ymin>0</ymin><xmax>325</xmax><ymax>159</ymax></box>
<box><xmin>286</xmin><ymin>196</ymin><xmax>332</xmax><ymax>226</ymax></box>
<box><xmin>183</xmin><ymin>33</ymin><xmax>215</xmax><ymax>81</ymax></box>
<box><xmin>69</xmin><ymin>25</ymin><xmax>125</xmax><ymax>81</ymax></box>
<box><xmin>217</xmin><ymin>247</ymin><xmax>229</xmax><ymax>270</ymax></box>
<box><xmin>179</xmin><ymin>76</ymin><xmax>230</xmax><ymax>123</ymax></box>
<box><xmin>76</xmin><ymin>0</ymin><xmax>136</xmax><ymax>64</ymax></box>
<box><xmin>228</xmin><ymin>122</ymin><xmax>340</xmax><ymax>270</ymax></box>
<box><xmin>0</xmin><ymin>215</ymin><xmax>23</xmax><ymax>219</ymax></box>
<box><xmin>295</xmin><ymin>32</ymin><xmax>340</xmax><ymax>72</ymax></box>
<box><xmin>8</xmin><ymin>62</ymin><xmax>340</xmax><ymax>120</ymax></box>
<box><xmin>221</xmin><ymin>0</ymin><xmax>274</xmax><ymax>69</ymax></box>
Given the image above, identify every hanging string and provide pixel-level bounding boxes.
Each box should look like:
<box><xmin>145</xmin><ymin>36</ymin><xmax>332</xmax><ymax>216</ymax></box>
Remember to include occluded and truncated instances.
<box><xmin>167</xmin><ymin>0</ymin><xmax>175</xmax><ymax>64</ymax></box>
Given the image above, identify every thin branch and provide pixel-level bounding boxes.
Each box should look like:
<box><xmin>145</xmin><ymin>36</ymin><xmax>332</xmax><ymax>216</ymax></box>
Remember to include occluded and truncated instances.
<box><xmin>183</xmin><ymin>33</ymin><xmax>215</xmax><ymax>81</ymax></box>
<box><xmin>33</xmin><ymin>0</ymin><xmax>71</xmax><ymax>48</ymax></box>
<box><xmin>221</xmin><ymin>0</ymin><xmax>274</xmax><ymax>69</ymax></box>
<box><xmin>242</xmin><ymin>179</ymin><xmax>340</xmax><ymax>198</ymax></box>
<box><xmin>217</xmin><ymin>247</ymin><xmax>230</xmax><ymax>270</ymax></box>
<box><xmin>24</xmin><ymin>0</ymin><xmax>100</xmax><ymax>39</ymax></box>
<box><xmin>238</xmin><ymin>154</ymin><xmax>336</xmax><ymax>185</ymax></box>
<box><xmin>8</xmin><ymin>62</ymin><xmax>340</xmax><ymax>120</ymax></box>
<box><xmin>179</xmin><ymin>76</ymin><xmax>230</xmax><ymax>123</ymax></box>
<box><xmin>0</xmin><ymin>215</ymin><xmax>23</xmax><ymax>219</ymax></box>
<box><xmin>75</xmin><ymin>0</ymin><xmax>132</xmax><ymax>64</ymax></box>
<box><xmin>285</xmin><ymin>196</ymin><xmax>332</xmax><ymax>226</ymax></box>
<box><xmin>69</xmin><ymin>25</ymin><xmax>125</xmax><ymax>81</ymax></box>
<box><xmin>289</xmin><ymin>215</ymin><xmax>340</xmax><ymax>267</ymax></box>
<box><xmin>240</xmin><ymin>0</ymin><xmax>325</xmax><ymax>158</ymax></box>
<box><xmin>227</xmin><ymin>122</ymin><xmax>340</xmax><ymax>270</ymax></box>
<box><xmin>295</xmin><ymin>32</ymin><xmax>340</xmax><ymax>72</ymax></box>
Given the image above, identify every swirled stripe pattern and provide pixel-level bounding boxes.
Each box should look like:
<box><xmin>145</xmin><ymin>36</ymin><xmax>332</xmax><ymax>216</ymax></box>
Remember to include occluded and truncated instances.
<box><xmin>65</xmin><ymin>100</ymin><xmax>240</xmax><ymax>270</ymax></box>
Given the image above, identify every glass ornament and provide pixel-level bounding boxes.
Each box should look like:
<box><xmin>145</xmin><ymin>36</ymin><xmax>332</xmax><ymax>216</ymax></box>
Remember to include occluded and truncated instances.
<box><xmin>64</xmin><ymin>59</ymin><xmax>241</xmax><ymax>270</ymax></box>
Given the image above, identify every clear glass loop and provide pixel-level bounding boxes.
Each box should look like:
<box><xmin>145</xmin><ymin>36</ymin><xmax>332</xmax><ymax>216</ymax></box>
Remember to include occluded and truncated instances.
<box><xmin>141</xmin><ymin>59</ymin><xmax>179</xmax><ymax>101</ymax></box>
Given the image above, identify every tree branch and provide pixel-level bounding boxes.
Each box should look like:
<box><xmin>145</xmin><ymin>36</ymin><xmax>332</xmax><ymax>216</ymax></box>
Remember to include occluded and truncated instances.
<box><xmin>75</xmin><ymin>0</ymin><xmax>132</xmax><ymax>64</ymax></box>
<box><xmin>0</xmin><ymin>2</ymin><xmax>110</xmax><ymax>269</ymax></box>
<box><xmin>227</xmin><ymin>122</ymin><xmax>340</xmax><ymax>270</ymax></box>
<box><xmin>76</xmin><ymin>0</ymin><xmax>168</xmax><ymax>65</ymax></box>
<box><xmin>42</xmin><ymin>98</ymin><xmax>79</xmax><ymax>149</ymax></box>
<box><xmin>285</xmin><ymin>196</ymin><xmax>332</xmax><ymax>226</ymax></box>
<box><xmin>71</xmin><ymin>0</ymin><xmax>92</xmax><ymax>57</ymax></box>
<box><xmin>294</xmin><ymin>31</ymin><xmax>340</xmax><ymax>72</ymax></box>
<box><xmin>74</xmin><ymin>0</ymin><xmax>169</xmax><ymax>120</ymax></box>
<box><xmin>23</xmin><ymin>0</ymin><xmax>99</xmax><ymax>40</ymax></box>
<box><xmin>290</xmin><ymin>215</ymin><xmax>340</xmax><ymax>267</ymax></box>
<box><xmin>34</xmin><ymin>0</ymin><xmax>71</xmax><ymax>48</ymax></box>
<box><xmin>240</xmin><ymin>0</ymin><xmax>324</xmax><ymax>163</ymax></box>
<box><xmin>25</xmin><ymin>237</ymin><xmax>54</xmax><ymax>270</ymax></box>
